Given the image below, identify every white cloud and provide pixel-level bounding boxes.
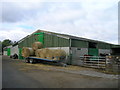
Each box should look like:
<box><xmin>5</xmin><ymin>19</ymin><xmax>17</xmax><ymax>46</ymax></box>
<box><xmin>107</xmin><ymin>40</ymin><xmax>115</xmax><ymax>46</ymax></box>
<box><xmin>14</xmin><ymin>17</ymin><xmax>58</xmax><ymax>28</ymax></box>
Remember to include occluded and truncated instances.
<box><xmin>80</xmin><ymin>0</ymin><xmax>118</xmax><ymax>10</ymax></box>
<box><xmin>0</xmin><ymin>0</ymin><xmax>119</xmax><ymax>44</ymax></box>
<box><xmin>0</xmin><ymin>29</ymin><xmax>31</xmax><ymax>41</ymax></box>
<box><xmin>10</xmin><ymin>2</ymin><xmax>44</xmax><ymax>10</ymax></box>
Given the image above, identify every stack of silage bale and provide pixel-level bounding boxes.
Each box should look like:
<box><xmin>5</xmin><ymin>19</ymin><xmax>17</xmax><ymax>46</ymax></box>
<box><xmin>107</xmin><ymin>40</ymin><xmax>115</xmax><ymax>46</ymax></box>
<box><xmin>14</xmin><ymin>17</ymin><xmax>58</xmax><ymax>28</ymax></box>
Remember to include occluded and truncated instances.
<box><xmin>53</xmin><ymin>49</ymin><xmax>66</xmax><ymax>60</ymax></box>
<box><xmin>35</xmin><ymin>49</ymin><xmax>42</xmax><ymax>57</ymax></box>
<box><xmin>22</xmin><ymin>42</ymin><xmax>43</xmax><ymax>58</ymax></box>
<box><xmin>22</xmin><ymin>41</ymin><xmax>66</xmax><ymax>60</ymax></box>
<box><xmin>22</xmin><ymin>47</ymin><xmax>35</xmax><ymax>58</ymax></box>
<box><xmin>32</xmin><ymin>42</ymin><xmax>43</xmax><ymax>50</ymax></box>
<box><xmin>35</xmin><ymin>48</ymin><xmax>66</xmax><ymax>60</ymax></box>
<box><xmin>35</xmin><ymin>48</ymin><xmax>53</xmax><ymax>59</ymax></box>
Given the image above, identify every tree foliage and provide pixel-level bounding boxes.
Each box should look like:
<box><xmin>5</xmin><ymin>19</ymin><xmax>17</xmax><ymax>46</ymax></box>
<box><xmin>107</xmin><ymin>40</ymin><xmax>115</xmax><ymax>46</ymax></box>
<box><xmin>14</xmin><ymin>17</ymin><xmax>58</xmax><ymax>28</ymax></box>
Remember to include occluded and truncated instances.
<box><xmin>2</xmin><ymin>39</ymin><xmax>13</xmax><ymax>48</ymax></box>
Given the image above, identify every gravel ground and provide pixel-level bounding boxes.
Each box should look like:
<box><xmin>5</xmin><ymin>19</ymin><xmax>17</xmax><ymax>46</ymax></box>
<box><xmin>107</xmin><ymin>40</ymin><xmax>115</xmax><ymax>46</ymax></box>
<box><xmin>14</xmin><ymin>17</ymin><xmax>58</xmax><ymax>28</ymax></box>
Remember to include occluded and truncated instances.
<box><xmin>2</xmin><ymin>55</ymin><xmax>119</xmax><ymax>88</ymax></box>
<box><xmin>16</xmin><ymin>58</ymin><xmax>119</xmax><ymax>80</ymax></box>
<box><xmin>48</xmin><ymin>67</ymin><xmax>119</xmax><ymax>79</ymax></box>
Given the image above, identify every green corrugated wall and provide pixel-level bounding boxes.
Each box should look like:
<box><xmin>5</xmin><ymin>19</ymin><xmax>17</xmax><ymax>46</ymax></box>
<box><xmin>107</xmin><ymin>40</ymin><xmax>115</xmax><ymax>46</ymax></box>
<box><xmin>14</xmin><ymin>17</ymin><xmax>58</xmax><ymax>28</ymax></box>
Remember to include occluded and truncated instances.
<box><xmin>18</xmin><ymin>34</ymin><xmax>40</xmax><ymax>48</ymax></box>
<box><xmin>18</xmin><ymin>31</ymin><xmax>112</xmax><ymax>49</ymax></box>
<box><xmin>97</xmin><ymin>43</ymin><xmax>112</xmax><ymax>49</ymax></box>
<box><xmin>88</xmin><ymin>48</ymin><xmax>98</xmax><ymax>56</ymax></box>
<box><xmin>19</xmin><ymin>48</ymin><xmax>24</xmax><ymax>59</ymax></box>
<box><xmin>71</xmin><ymin>39</ymin><xmax>88</xmax><ymax>48</ymax></box>
<box><xmin>34</xmin><ymin>32</ymin><xmax>44</xmax><ymax>44</ymax></box>
<box><xmin>7</xmin><ymin>48</ymin><xmax>11</xmax><ymax>56</ymax></box>
<box><xmin>44</xmin><ymin>33</ymin><xmax>69</xmax><ymax>47</ymax></box>
<box><xmin>38</xmin><ymin>32</ymin><xmax>44</xmax><ymax>44</ymax></box>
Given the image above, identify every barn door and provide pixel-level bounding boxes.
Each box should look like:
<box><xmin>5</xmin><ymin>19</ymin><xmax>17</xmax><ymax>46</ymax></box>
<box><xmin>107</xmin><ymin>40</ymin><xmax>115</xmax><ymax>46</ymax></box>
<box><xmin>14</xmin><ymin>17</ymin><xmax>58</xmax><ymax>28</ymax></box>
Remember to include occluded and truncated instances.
<box><xmin>88</xmin><ymin>48</ymin><xmax>98</xmax><ymax>56</ymax></box>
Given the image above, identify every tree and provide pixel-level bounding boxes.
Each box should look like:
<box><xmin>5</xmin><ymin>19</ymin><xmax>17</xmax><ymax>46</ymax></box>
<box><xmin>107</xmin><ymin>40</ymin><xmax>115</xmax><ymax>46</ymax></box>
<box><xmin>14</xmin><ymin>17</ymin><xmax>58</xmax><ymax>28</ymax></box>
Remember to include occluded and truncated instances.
<box><xmin>2</xmin><ymin>39</ymin><xmax>13</xmax><ymax>48</ymax></box>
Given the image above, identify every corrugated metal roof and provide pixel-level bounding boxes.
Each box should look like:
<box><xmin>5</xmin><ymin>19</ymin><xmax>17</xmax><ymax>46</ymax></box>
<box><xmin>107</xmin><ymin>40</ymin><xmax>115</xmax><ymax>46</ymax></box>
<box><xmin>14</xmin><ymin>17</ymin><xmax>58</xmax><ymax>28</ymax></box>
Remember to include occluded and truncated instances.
<box><xmin>16</xmin><ymin>29</ymin><xmax>116</xmax><ymax>46</ymax></box>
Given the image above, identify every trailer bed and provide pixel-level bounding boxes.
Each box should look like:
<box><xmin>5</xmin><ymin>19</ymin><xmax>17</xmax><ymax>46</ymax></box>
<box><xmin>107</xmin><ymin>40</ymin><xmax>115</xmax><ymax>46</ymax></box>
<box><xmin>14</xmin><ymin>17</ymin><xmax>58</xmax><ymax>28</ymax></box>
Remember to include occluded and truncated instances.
<box><xmin>27</xmin><ymin>57</ymin><xmax>60</xmax><ymax>62</ymax></box>
<box><xmin>25</xmin><ymin>57</ymin><xmax>67</xmax><ymax>67</ymax></box>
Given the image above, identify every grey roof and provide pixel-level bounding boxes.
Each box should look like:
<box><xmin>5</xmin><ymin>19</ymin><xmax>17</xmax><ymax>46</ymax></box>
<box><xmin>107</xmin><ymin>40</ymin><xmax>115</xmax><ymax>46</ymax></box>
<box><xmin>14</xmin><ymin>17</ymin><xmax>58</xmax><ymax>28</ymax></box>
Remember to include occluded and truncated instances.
<box><xmin>15</xmin><ymin>29</ymin><xmax>116</xmax><ymax>45</ymax></box>
<box><xmin>35</xmin><ymin>29</ymin><xmax>113</xmax><ymax>45</ymax></box>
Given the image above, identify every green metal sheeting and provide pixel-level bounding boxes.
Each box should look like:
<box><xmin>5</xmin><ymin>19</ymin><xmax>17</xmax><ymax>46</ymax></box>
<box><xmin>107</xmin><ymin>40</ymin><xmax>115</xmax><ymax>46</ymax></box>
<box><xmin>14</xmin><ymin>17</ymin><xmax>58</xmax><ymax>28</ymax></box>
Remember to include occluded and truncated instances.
<box><xmin>18</xmin><ymin>31</ymin><xmax>112</xmax><ymax>50</ymax></box>
<box><xmin>71</xmin><ymin>39</ymin><xmax>112</xmax><ymax>49</ymax></box>
<box><xmin>18</xmin><ymin>32</ymin><xmax>70</xmax><ymax>48</ymax></box>
<box><xmin>44</xmin><ymin>33</ymin><xmax>69</xmax><ymax>47</ymax></box>
<box><xmin>88</xmin><ymin>48</ymin><xmax>98</xmax><ymax>56</ymax></box>
<box><xmin>97</xmin><ymin>43</ymin><xmax>112</xmax><ymax>49</ymax></box>
<box><xmin>71</xmin><ymin>39</ymin><xmax>88</xmax><ymax>48</ymax></box>
<box><xmin>34</xmin><ymin>32</ymin><xmax>44</xmax><ymax>44</ymax></box>
<box><xmin>19</xmin><ymin>48</ymin><xmax>24</xmax><ymax>59</ymax></box>
<box><xmin>18</xmin><ymin>33</ymin><xmax>42</xmax><ymax>48</ymax></box>
<box><xmin>7</xmin><ymin>48</ymin><xmax>11</xmax><ymax>56</ymax></box>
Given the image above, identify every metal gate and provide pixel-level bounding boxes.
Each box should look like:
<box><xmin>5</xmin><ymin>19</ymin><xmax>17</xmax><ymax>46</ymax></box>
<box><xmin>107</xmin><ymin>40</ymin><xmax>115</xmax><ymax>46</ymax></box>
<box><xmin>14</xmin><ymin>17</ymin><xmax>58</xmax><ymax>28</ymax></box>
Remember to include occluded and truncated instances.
<box><xmin>80</xmin><ymin>56</ymin><xmax>107</xmax><ymax>69</ymax></box>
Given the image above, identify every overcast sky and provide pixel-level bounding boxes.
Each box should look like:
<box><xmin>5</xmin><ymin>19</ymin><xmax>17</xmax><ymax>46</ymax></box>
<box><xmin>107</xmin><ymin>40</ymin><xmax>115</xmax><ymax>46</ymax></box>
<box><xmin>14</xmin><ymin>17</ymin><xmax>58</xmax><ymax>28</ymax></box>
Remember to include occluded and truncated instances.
<box><xmin>0</xmin><ymin>0</ymin><xmax>119</xmax><ymax>44</ymax></box>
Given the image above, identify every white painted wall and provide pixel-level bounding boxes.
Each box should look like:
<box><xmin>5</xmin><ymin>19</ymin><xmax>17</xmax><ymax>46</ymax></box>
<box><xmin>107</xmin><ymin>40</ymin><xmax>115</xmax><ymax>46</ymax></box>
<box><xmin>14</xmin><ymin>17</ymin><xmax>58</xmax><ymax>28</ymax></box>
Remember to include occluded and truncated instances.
<box><xmin>10</xmin><ymin>45</ymin><xmax>19</xmax><ymax>55</ymax></box>
<box><xmin>3</xmin><ymin>51</ymin><xmax>7</xmax><ymax>55</ymax></box>
<box><xmin>99</xmin><ymin>49</ymin><xmax>111</xmax><ymax>55</ymax></box>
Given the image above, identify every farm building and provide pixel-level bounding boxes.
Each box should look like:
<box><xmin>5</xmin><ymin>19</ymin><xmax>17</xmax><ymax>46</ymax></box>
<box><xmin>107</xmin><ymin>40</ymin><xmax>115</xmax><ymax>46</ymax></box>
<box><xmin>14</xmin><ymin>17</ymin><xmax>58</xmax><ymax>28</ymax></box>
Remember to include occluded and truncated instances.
<box><xmin>111</xmin><ymin>45</ymin><xmax>120</xmax><ymax>55</ymax></box>
<box><xmin>3</xmin><ymin>45</ymin><xmax>12</xmax><ymax>56</ymax></box>
<box><xmin>5</xmin><ymin>30</ymin><xmax>120</xmax><ymax>65</ymax></box>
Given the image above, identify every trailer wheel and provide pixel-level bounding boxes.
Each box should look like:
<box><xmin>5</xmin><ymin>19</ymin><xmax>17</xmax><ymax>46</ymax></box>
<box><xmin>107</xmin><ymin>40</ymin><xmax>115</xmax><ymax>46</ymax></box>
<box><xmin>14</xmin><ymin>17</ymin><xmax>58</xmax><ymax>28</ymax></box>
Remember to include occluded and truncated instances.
<box><xmin>25</xmin><ymin>59</ymin><xmax>30</xmax><ymax>63</ymax></box>
<box><xmin>60</xmin><ymin>62</ymin><xmax>67</xmax><ymax>67</ymax></box>
<box><xmin>29</xmin><ymin>59</ymin><xmax>34</xmax><ymax>64</ymax></box>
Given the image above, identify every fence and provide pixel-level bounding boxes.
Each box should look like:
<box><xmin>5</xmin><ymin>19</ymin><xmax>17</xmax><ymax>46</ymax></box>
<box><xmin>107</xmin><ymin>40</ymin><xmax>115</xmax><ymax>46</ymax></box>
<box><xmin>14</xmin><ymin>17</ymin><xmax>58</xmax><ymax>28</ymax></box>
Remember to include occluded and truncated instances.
<box><xmin>79</xmin><ymin>55</ymin><xmax>120</xmax><ymax>73</ymax></box>
<box><xmin>80</xmin><ymin>56</ymin><xmax>108</xmax><ymax>69</ymax></box>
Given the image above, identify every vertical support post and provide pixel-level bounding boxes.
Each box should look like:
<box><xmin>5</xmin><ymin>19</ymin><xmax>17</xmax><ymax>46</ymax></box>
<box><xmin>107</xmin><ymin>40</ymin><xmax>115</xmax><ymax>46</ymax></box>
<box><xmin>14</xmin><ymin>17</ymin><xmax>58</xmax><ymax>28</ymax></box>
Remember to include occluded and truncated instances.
<box><xmin>69</xmin><ymin>39</ymin><xmax>72</xmax><ymax>65</ymax></box>
<box><xmin>98</xmin><ymin>56</ymin><xmax>99</xmax><ymax>68</ymax></box>
<box><xmin>105</xmin><ymin>56</ymin><xmax>107</xmax><ymax>70</ymax></box>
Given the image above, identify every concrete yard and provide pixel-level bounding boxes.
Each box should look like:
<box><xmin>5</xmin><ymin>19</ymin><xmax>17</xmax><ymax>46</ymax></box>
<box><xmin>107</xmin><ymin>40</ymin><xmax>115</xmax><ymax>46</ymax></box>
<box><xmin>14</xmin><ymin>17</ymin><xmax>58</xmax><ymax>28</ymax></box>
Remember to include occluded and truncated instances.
<box><xmin>2</xmin><ymin>55</ymin><xmax>119</xmax><ymax>88</ymax></box>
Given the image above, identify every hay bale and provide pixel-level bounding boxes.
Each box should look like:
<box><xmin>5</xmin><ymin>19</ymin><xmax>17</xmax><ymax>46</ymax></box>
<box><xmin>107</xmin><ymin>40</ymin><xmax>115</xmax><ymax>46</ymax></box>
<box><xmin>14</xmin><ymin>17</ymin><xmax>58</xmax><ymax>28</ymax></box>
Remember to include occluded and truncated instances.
<box><xmin>22</xmin><ymin>47</ymin><xmax>35</xmax><ymax>57</ymax></box>
<box><xmin>46</xmin><ymin>49</ymin><xmax>54</xmax><ymax>60</ymax></box>
<box><xmin>35</xmin><ymin>49</ymin><xmax>38</xmax><ymax>57</ymax></box>
<box><xmin>35</xmin><ymin>48</ymin><xmax>48</xmax><ymax>59</ymax></box>
<box><xmin>53</xmin><ymin>49</ymin><xmax>66</xmax><ymax>60</ymax></box>
<box><xmin>35</xmin><ymin>49</ymin><xmax>42</xmax><ymax>57</ymax></box>
<box><xmin>35</xmin><ymin>48</ymin><xmax>54</xmax><ymax>60</ymax></box>
<box><xmin>40</xmin><ymin>48</ymin><xmax>49</xmax><ymax>59</ymax></box>
<box><xmin>35</xmin><ymin>49</ymin><xmax>39</xmax><ymax>57</ymax></box>
<box><xmin>35</xmin><ymin>48</ymin><xmax>66</xmax><ymax>60</ymax></box>
<box><xmin>32</xmin><ymin>42</ymin><xmax>43</xmax><ymax>50</ymax></box>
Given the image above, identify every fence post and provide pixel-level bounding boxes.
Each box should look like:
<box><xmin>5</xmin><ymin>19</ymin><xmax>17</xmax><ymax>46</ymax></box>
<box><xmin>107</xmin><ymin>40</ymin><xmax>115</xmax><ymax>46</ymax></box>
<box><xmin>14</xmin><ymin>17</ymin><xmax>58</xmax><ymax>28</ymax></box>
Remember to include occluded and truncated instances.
<box><xmin>98</xmin><ymin>56</ymin><xmax>99</xmax><ymax>68</ymax></box>
<box><xmin>105</xmin><ymin>56</ymin><xmax>107</xmax><ymax>70</ymax></box>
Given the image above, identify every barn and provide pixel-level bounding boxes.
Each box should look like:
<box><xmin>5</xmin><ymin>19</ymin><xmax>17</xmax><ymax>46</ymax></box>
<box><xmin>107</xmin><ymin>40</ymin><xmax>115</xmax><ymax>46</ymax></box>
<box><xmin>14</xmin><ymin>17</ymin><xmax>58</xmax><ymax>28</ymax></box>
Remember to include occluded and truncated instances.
<box><xmin>5</xmin><ymin>30</ymin><xmax>119</xmax><ymax>65</ymax></box>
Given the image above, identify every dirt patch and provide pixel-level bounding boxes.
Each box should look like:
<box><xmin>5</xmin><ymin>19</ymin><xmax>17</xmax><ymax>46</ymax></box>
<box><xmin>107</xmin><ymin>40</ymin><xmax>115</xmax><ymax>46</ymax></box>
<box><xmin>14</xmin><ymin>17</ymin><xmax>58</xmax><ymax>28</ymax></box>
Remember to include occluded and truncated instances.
<box><xmin>3</xmin><ymin>56</ymin><xmax>118</xmax><ymax>88</ymax></box>
<box><xmin>11</xmin><ymin>58</ymin><xmax>119</xmax><ymax>80</ymax></box>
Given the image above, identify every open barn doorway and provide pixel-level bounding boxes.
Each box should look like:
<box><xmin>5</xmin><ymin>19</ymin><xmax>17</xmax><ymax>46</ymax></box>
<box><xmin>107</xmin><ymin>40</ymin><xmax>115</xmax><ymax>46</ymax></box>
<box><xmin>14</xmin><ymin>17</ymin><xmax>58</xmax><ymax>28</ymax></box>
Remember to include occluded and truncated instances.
<box><xmin>88</xmin><ymin>42</ymin><xmax>98</xmax><ymax>56</ymax></box>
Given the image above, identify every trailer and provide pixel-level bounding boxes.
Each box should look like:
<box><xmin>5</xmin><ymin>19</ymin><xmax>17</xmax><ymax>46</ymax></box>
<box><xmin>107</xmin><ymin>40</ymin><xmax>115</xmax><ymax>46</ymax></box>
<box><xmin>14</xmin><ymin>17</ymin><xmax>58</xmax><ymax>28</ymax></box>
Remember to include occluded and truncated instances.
<box><xmin>25</xmin><ymin>57</ymin><xmax>67</xmax><ymax>67</ymax></box>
